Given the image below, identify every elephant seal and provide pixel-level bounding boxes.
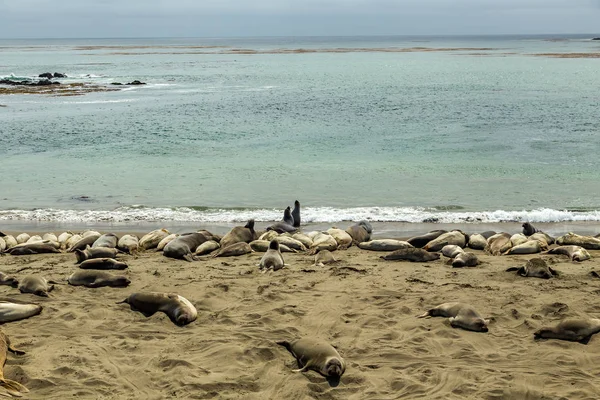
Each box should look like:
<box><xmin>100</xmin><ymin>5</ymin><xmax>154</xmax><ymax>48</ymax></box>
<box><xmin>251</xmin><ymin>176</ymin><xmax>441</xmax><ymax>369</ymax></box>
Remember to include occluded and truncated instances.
<box><xmin>522</xmin><ymin>222</ymin><xmax>539</xmax><ymax>236</ymax></box>
<box><xmin>313</xmin><ymin>250</ymin><xmax>338</xmax><ymax>267</ymax></box>
<box><xmin>259</xmin><ymin>231</ymin><xmax>279</xmax><ymax>242</ymax></box>
<box><xmin>18</xmin><ymin>276</ymin><xmax>53</xmax><ymax>297</ymax></box>
<box><xmin>220</xmin><ymin>220</ymin><xmax>258</xmax><ymax>248</ymax></box>
<box><xmin>139</xmin><ymin>228</ymin><xmax>171</xmax><ymax>250</ymax></box>
<box><xmin>156</xmin><ymin>233</ymin><xmax>178</xmax><ymax>251</ymax></box>
<box><xmin>381</xmin><ymin>248</ymin><xmax>440</xmax><ymax>262</ymax></box>
<box><xmin>274</xmin><ymin>236</ymin><xmax>306</xmax><ymax>252</ymax></box>
<box><xmin>213</xmin><ymin>242</ymin><xmax>253</xmax><ymax>257</ymax></box>
<box><xmin>2</xmin><ymin>235</ymin><xmax>17</xmax><ymax>250</ymax></box>
<box><xmin>195</xmin><ymin>240</ymin><xmax>220</xmax><ymax>256</ymax></box>
<box><xmin>326</xmin><ymin>228</ymin><xmax>353</xmax><ymax>250</ymax></box>
<box><xmin>259</xmin><ymin>240</ymin><xmax>285</xmax><ymax>272</ymax></box>
<box><xmin>0</xmin><ymin>330</ymin><xmax>29</xmax><ymax>397</ymax></box>
<box><xmin>451</xmin><ymin>252</ymin><xmax>479</xmax><ymax>268</ymax></box>
<box><xmin>42</xmin><ymin>232</ymin><xmax>57</xmax><ymax>242</ymax></box>
<box><xmin>57</xmin><ymin>232</ymin><xmax>73</xmax><ymax>250</ymax></box>
<box><xmin>441</xmin><ymin>245</ymin><xmax>464</xmax><ymax>258</ymax></box>
<box><xmin>75</xmin><ymin>245</ymin><xmax>119</xmax><ymax>263</ymax></box>
<box><xmin>79</xmin><ymin>258</ymin><xmax>128</xmax><ymax>270</ymax></box>
<box><xmin>503</xmin><ymin>240</ymin><xmax>547</xmax><ymax>255</ymax></box>
<box><xmin>0</xmin><ymin>237</ymin><xmax>5</xmax><ymax>253</ymax></box>
<box><xmin>282</xmin><ymin>206</ymin><xmax>295</xmax><ymax>226</ymax></box>
<box><xmin>485</xmin><ymin>232</ymin><xmax>512</xmax><ymax>256</ymax></box>
<box><xmin>358</xmin><ymin>239</ymin><xmax>413</xmax><ymax>252</ymax></box>
<box><xmin>266</xmin><ymin>221</ymin><xmax>298</xmax><ymax>234</ymax></box>
<box><xmin>292</xmin><ymin>233</ymin><xmax>312</xmax><ymax>248</ymax></box>
<box><xmin>276</xmin><ymin>338</ymin><xmax>345</xmax><ymax>379</ymax></box>
<box><xmin>68</xmin><ymin>270</ymin><xmax>131</xmax><ymax>288</ymax></box>
<box><xmin>467</xmin><ymin>233</ymin><xmax>487</xmax><ymax>250</ymax></box>
<box><xmin>163</xmin><ymin>232</ymin><xmax>207</xmax><ymax>262</ymax></box>
<box><xmin>423</xmin><ymin>230</ymin><xmax>468</xmax><ymax>252</ymax></box>
<box><xmin>510</xmin><ymin>233</ymin><xmax>529</xmax><ymax>247</ymax></box>
<box><xmin>307</xmin><ymin>232</ymin><xmax>338</xmax><ymax>255</ymax></box>
<box><xmin>407</xmin><ymin>230</ymin><xmax>447</xmax><ymax>248</ymax></box>
<box><xmin>345</xmin><ymin>221</ymin><xmax>372</xmax><ymax>244</ymax></box>
<box><xmin>556</xmin><ymin>232</ymin><xmax>600</xmax><ymax>250</ymax></box>
<box><xmin>65</xmin><ymin>234</ymin><xmax>82</xmax><ymax>250</ymax></box>
<box><xmin>534</xmin><ymin>318</ymin><xmax>600</xmax><ymax>344</ymax></box>
<box><xmin>0</xmin><ymin>273</ymin><xmax>18</xmax><ymax>288</ymax></box>
<box><xmin>418</xmin><ymin>302</ymin><xmax>489</xmax><ymax>332</ymax></box>
<box><xmin>292</xmin><ymin>200</ymin><xmax>301</xmax><ymax>228</ymax></box>
<box><xmin>7</xmin><ymin>242</ymin><xmax>61</xmax><ymax>255</ymax></box>
<box><xmin>250</xmin><ymin>240</ymin><xmax>295</xmax><ymax>253</ymax></box>
<box><xmin>26</xmin><ymin>235</ymin><xmax>43</xmax><ymax>243</ymax></box>
<box><xmin>0</xmin><ymin>299</ymin><xmax>42</xmax><ymax>323</ymax></box>
<box><xmin>15</xmin><ymin>233</ymin><xmax>30</xmax><ymax>244</ymax></box>
<box><xmin>117</xmin><ymin>234</ymin><xmax>139</xmax><ymax>254</ymax></box>
<box><xmin>67</xmin><ymin>233</ymin><xmax>101</xmax><ymax>252</ymax></box>
<box><xmin>117</xmin><ymin>292</ymin><xmax>197</xmax><ymax>326</ymax></box>
<box><xmin>506</xmin><ymin>258</ymin><xmax>557</xmax><ymax>279</ymax></box>
<box><xmin>546</xmin><ymin>245</ymin><xmax>591</xmax><ymax>262</ymax></box>
<box><xmin>82</xmin><ymin>230</ymin><xmax>101</xmax><ymax>238</ymax></box>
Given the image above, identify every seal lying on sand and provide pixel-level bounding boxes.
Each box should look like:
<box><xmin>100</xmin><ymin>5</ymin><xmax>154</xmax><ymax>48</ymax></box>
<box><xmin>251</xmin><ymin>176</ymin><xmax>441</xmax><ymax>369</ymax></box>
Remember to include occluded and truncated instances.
<box><xmin>259</xmin><ymin>240</ymin><xmax>285</xmax><ymax>272</ymax></box>
<box><xmin>0</xmin><ymin>299</ymin><xmax>42</xmax><ymax>323</ymax></box>
<box><xmin>74</xmin><ymin>246</ymin><xmax>119</xmax><ymax>263</ymax></box>
<box><xmin>345</xmin><ymin>221</ymin><xmax>372</xmax><ymax>244</ymax></box>
<box><xmin>556</xmin><ymin>232</ymin><xmax>600</xmax><ymax>250</ymax></box>
<box><xmin>68</xmin><ymin>270</ymin><xmax>130</xmax><ymax>288</ymax></box>
<box><xmin>67</xmin><ymin>233</ymin><xmax>101</xmax><ymax>252</ymax></box>
<box><xmin>139</xmin><ymin>228</ymin><xmax>171</xmax><ymax>250</ymax></box>
<box><xmin>212</xmin><ymin>242</ymin><xmax>253</xmax><ymax>257</ymax></box>
<box><xmin>313</xmin><ymin>250</ymin><xmax>338</xmax><ymax>267</ymax></box>
<box><xmin>485</xmin><ymin>233</ymin><xmax>512</xmax><ymax>256</ymax></box>
<box><xmin>380</xmin><ymin>248</ymin><xmax>440</xmax><ymax>262</ymax></box>
<box><xmin>423</xmin><ymin>230</ymin><xmax>468</xmax><ymax>252</ymax></box>
<box><xmin>358</xmin><ymin>239</ymin><xmax>413</xmax><ymax>252</ymax></box>
<box><xmin>0</xmin><ymin>273</ymin><xmax>18</xmax><ymax>288</ymax></box>
<box><xmin>6</xmin><ymin>242</ymin><xmax>61</xmax><ymax>255</ymax></box>
<box><xmin>163</xmin><ymin>232</ymin><xmax>208</xmax><ymax>262</ymax></box>
<box><xmin>18</xmin><ymin>276</ymin><xmax>54</xmax><ymax>297</ymax></box>
<box><xmin>276</xmin><ymin>338</ymin><xmax>346</xmax><ymax>379</ymax></box>
<box><xmin>546</xmin><ymin>245</ymin><xmax>591</xmax><ymax>262</ymax></box>
<box><xmin>407</xmin><ymin>230</ymin><xmax>447</xmax><ymax>248</ymax></box>
<box><xmin>326</xmin><ymin>228</ymin><xmax>353</xmax><ymax>250</ymax></box>
<box><xmin>467</xmin><ymin>233</ymin><xmax>488</xmax><ymax>250</ymax></box>
<box><xmin>506</xmin><ymin>258</ymin><xmax>557</xmax><ymax>279</ymax></box>
<box><xmin>503</xmin><ymin>240</ymin><xmax>547</xmax><ymax>255</ymax></box>
<box><xmin>117</xmin><ymin>292</ymin><xmax>197</xmax><ymax>326</ymax></box>
<box><xmin>418</xmin><ymin>302</ymin><xmax>489</xmax><ymax>332</ymax></box>
<box><xmin>307</xmin><ymin>232</ymin><xmax>338</xmax><ymax>255</ymax></box>
<box><xmin>534</xmin><ymin>318</ymin><xmax>600</xmax><ymax>344</ymax></box>
<box><xmin>92</xmin><ymin>233</ymin><xmax>118</xmax><ymax>248</ymax></box>
<box><xmin>79</xmin><ymin>258</ymin><xmax>128</xmax><ymax>270</ymax></box>
<box><xmin>220</xmin><ymin>220</ymin><xmax>258</xmax><ymax>248</ymax></box>
<box><xmin>0</xmin><ymin>330</ymin><xmax>29</xmax><ymax>397</ymax></box>
<box><xmin>452</xmin><ymin>252</ymin><xmax>479</xmax><ymax>268</ymax></box>
<box><xmin>117</xmin><ymin>234</ymin><xmax>139</xmax><ymax>254</ymax></box>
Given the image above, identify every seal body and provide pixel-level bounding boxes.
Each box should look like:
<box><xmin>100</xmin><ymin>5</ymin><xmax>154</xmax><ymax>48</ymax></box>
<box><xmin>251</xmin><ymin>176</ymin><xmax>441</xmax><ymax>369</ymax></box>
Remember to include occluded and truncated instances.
<box><xmin>7</xmin><ymin>243</ymin><xmax>60</xmax><ymax>255</ymax></box>
<box><xmin>213</xmin><ymin>242</ymin><xmax>253</xmax><ymax>257</ymax></box>
<box><xmin>163</xmin><ymin>232</ymin><xmax>207</xmax><ymax>261</ymax></box>
<box><xmin>18</xmin><ymin>276</ymin><xmax>53</xmax><ymax>297</ymax></box>
<box><xmin>506</xmin><ymin>258</ymin><xmax>557</xmax><ymax>279</ymax></box>
<box><xmin>556</xmin><ymin>233</ymin><xmax>600</xmax><ymax>250</ymax></box>
<box><xmin>345</xmin><ymin>221</ymin><xmax>372</xmax><ymax>244</ymax></box>
<box><xmin>467</xmin><ymin>234</ymin><xmax>487</xmax><ymax>250</ymax></box>
<box><xmin>503</xmin><ymin>240</ymin><xmax>547</xmax><ymax>255</ymax></box>
<box><xmin>68</xmin><ymin>234</ymin><xmax>101</xmax><ymax>252</ymax></box>
<box><xmin>118</xmin><ymin>292</ymin><xmax>197</xmax><ymax>326</ymax></box>
<box><xmin>259</xmin><ymin>240</ymin><xmax>285</xmax><ymax>272</ymax></box>
<box><xmin>0</xmin><ymin>330</ymin><xmax>29</xmax><ymax>397</ymax></box>
<box><xmin>423</xmin><ymin>230</ymin><xmax>467</xmax><ymax>252</ymax></box>
<box><xmin>534</xmin><ymin>318</ymin><xmax>600</xmax><ymax>344</ymax></box>
<box><xmin>0</xmin><ymin>300</ymin><xmax>42</xmax><ymax>323</ymax></box>
<box><xmin>358</xmin><ymin>239</ymin><xmax>413</xmax><ymax>252</ymax></box>
<box><xmin>485</xmin><ymin>233</ymin><xmax>512</xmax><ymax>256</ymax></box>
<box><xmin>195</xmin><ymin>240</ymin><xmax>220</xmax><ymax>256</ymax></box>
<box><xmin>418</xmin><ymin>302</ymin><xmax>489</xmax><ymax>332</ymax></box>
<box><xmin>522</xmin><ymin>222</ymin><xmax>539</xmax><ymax>236</ymax></box>
<box><xmin>292</xmin><ymin>200</ymin><xmax>301</xmax><ymax>228</ymax></box>
<box><xmin>547</xmin><ymin>245</ymin><xmax>591</xmax><ymax>262</ymax></box>
<box><xmin>220</xmin><ymin>220</ymin><xmax>258</xmax><ymax>248</ymax></box>
<box><xmin>308</xmin><ymin>232</ymin><xmax>338</xmax><ymax>255</ymax></box>
<box><xmin>68</xmin><ymin>270</ymin><xmax>130</xmax><ymax>288</ymax></box>
<box><xmin>75</xmin><ymin>246</ymin><xmax>119</xmax><ymax>263</ymax></box>
<box><xmin>407</xmin><ymin>230</ymin><xmax>447</xmax><ymax>248</ymax></box>
<box><xmin>441</xmin><ymin>245</ymin><xmax>464</xmax><ymax>258</ymax></box>
<box><xmin>451</xmin><ymin>252</ymin><xmax>479</xmax><ymax>268</ymax></box>
<box><xmin>381</xmin><ymin>248</ymin><xmax>440</xmax><ymax>262</ymax></box>
<box><xmin>313</xmin><ymin>250</ymin><xmax>338</xmax><ymax>267</ymax></box>
<box><xmin>139</xmin><ymin>228</ymin><xmax>171</xmax><ymax>250</ymax></box>
<box><xmin>0</xmin><ymin>273</ymin><xmax>18</xmax><ymax>288</ymax></box>
<box><xmin>92</xmin><ymin>233</ymin><xmax>118</xmax><ymax>248</ymax></box>
<box><xmin>282</xmin><ymin>206</ymin><xmax>295</xmax><ymax>226</ymax></box>
<box><xmin>327</xmin><ymin>228</ymin><xmax>353</xmax><ymax>250</ymax></box>
<box><xmin>117</xmin><ymin>234</ymin><xmax>139</xmax><ymax>254</ymax></box>
<box><xmin>79</xmin><ymin>258</ymin><xmax>128</xmax><ymax>270</ymax></box>
<box><xmin>277</xmin><ymin>338</ymin><xmax>346</xmax><ymax>379</ymax></box>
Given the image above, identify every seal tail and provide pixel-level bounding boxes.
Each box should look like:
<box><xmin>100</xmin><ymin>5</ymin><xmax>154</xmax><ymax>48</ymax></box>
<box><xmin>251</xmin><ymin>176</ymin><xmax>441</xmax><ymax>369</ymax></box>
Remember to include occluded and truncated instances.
<box><xmin>115</xmin><ymin>299</ymin><xmax>129</xmax><ymax>305</ymax></box>
<box><xmin>0</xmin><ymin>378</ymin><xmax>29</xmax><ymax>396</ymax></box>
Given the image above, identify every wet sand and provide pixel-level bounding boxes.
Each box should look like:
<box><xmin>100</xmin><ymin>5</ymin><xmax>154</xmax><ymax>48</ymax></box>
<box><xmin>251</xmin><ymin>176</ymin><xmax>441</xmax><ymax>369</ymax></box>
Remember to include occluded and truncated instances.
<box><xmin>1</xmin><ymin>227</ymin><xmax>600</xmax><ymax>399</ymax></box>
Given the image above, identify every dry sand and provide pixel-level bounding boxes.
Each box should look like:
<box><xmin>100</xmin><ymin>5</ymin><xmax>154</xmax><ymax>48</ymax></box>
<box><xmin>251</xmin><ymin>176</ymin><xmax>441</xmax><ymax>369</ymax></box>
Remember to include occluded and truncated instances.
<box><xmin>1</xmin><ymin>234</ymin><xmax>600</xmax><ymax>399</ymax></box>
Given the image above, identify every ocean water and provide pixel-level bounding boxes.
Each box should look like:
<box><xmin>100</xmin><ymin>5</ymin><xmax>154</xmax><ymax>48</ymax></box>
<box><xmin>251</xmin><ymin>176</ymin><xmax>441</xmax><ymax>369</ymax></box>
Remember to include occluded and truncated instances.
<box><xmin>1</xmin><ymin>35</ymin><xmax>600</xmax><ymax>228</ymax></box>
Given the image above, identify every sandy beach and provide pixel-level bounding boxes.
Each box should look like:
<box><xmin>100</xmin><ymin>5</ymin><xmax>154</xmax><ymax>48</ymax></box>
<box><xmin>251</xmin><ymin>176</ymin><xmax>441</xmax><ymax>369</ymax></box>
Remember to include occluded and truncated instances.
<box><xmin>1</xmin><ymin>228</ymin><xmax>600</xmax><ymax>399</ymax></box>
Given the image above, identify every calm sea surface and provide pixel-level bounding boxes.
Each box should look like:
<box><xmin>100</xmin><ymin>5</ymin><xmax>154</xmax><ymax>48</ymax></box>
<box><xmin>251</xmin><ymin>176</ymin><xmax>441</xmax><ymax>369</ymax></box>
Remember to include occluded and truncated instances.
<box><xmin>1</xmin><ymin>35</ymin><xmax>599</xmax><ymax>228</ymax></box>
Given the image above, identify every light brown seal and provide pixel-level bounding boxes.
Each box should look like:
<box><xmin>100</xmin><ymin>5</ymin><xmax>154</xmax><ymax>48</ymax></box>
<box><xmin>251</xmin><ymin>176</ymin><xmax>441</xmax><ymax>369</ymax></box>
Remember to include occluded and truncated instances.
<box><xmin>423</xmin><ymin>230</ymin><xmax>467</xmax><ymax>252</ymax></box>
<box><xmin>506</xmin><ymin>258</ymin><xmax>557</xmax><ymax>279</ymax></box>
<box><xmin>312</xmin><ymin>250</ymin><xmax>338</xmax><ymax>267</ymax></box>
<box><xmin>79</xmin><ymin>258</ymin><xmax>128</xmax><ymax>270</ymax></box>
<box><xmin>307</xmin><ymin>232</ymin><xmax>338</xmax><ymax>255</ymax></box>
<box><xmin>485</xmin><ymin>232</ymin><xmax>512</xmax><ymax>256</ymax></box>
<box><xmin>163</xmin><ymin>232</ymin><xmax>208</xmax><ymax>262</ymax></box>
<box><xmin>556</xmin><ymin>232</ymin><xmax>600</xmax><ymax>250</ymax></box>
<box><xmin>67</xmin><ymin>233</ymin><xmax>101</xmax><ymax>252</ymax></box>
<box><xmin>0</xmin><ymin>330</ymin><xmax>28</xmax><ymax>397</ymax></box>
<box><xmin>441</xmin><ymin>245</ymin><xmax>464</xmax><ymax>258</ymax></box>
<box><xmin>212</xmin><ymin>242</ymin><xmax>253</xmax><ymax>257</ymax></box>
<box><xmin>194</xmin><ymin>240</ymin><xmax>220</xmax><ymax>256</ymax></box>
<box><xmin>467</xmin><ymin>233</ymin><xmax>487</xmax><ymax>250</ymax></box>
<box><xmin>407</xmin><ymin>230</ymin><xmax>447</xmax><ymax>248</ymax></box>
<box><xmin>139</xmin><ymin>228</ymin><xmax>171</xmax><ymax>250</ymax></box>
<box><xmin>7</xmin><ymin>243</ymin><xmax>61</xmax><ymax>255</ymax></box>
<box><xmin>74</xmin><ymin>245</ymin><xmax>119</xmax><ymax>263</ymax></box>
<box><xmin>0</xmin><ymin>273</ymin><xmax>18</xmax><ymax>288</ymax></box>
<box><xmin>358</xmin><ymin>239</ymin><xmax>413</xmax><ymax>252</ymax></box>
<box><xmin>534</xmin><ymin>318</ymin><xmax>600</xmax><ymax>344</ymax></box>
<box><xmin>418</xmin><ymin>302</ymin><xmax>489</xmax><ymax>332</ymax></box>
<box><xmin>503</xmin><ymin>239</ymin><xmax>547</xmax><ymax>255</ymax></box>
<box><xmin>18</xmin><ymin>276</ymin><xmax>54</xmax><ymax>297</ymax></box>
<box><xmin>259</xmin><ymin>240</ymin><xmax>285</xmax><ymax>272</ymax></box>
<box><xmin>220</xmin><ymin>220</ymin><xmax>258</xmax><ymax>248</ymax></box>
<box><xmin>68</xmin><ymin>270</ymin><xmax>130</xmax><ymax>288</ymax></box>
<box><xmin>117</xmin><ymin>292</ymin><xmax>197</xmax><ymax>326</ymax></box>
<box><xmin>276</xmin><ymin>338</ymin><xmax>345</xmax><ymax>379</ymax></box>
<box><xmin>451</xmin><ymin>252</ymin><xmax>479</xmax><ymax>268</ymax></box>
<box><xmin>546</xmin><ymin>245</ymin><xmax>591</xmax><ymax>262</ymax></box>
<box><xmin>117</xmin><ymin>234</ymin><xmax>139</xmax><ymax>254</ymax></box>
<box><xmin>326</xmin><ymin>228</ymin><xmax>353</xmax><ymax>250</ymax></box>
<box><xmin>92</xmin><ymin>233</ymin><xmax>118</xmax><ymax>248</ymax></box>
<box><xmin>345</xmin><ymin>221</ymin><xmax>372</xmax><ymax>244</ymax></box>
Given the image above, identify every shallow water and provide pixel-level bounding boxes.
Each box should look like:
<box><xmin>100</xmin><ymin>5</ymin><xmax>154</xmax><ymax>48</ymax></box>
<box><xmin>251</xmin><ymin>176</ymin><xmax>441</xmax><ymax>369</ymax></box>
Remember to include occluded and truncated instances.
<box><xmin>1</xmin><ymin>35</ymin><xmax>599</xmax><ymax>224</ymax></box>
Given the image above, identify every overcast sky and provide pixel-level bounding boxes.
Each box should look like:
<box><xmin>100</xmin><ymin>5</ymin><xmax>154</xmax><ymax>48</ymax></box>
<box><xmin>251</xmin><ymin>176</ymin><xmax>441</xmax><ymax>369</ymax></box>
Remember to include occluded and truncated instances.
<box><xmin>1</xmin><ymin>0</ymin><xmax>599</xmax><ymax>38</ymax></box>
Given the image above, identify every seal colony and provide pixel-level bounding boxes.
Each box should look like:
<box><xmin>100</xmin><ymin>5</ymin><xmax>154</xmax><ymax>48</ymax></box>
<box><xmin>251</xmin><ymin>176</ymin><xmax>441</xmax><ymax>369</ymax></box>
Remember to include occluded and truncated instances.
<box><xmin>1</xmin><ymin>214</ymin><xmax>600</xmax><ymax>398</ymax></box>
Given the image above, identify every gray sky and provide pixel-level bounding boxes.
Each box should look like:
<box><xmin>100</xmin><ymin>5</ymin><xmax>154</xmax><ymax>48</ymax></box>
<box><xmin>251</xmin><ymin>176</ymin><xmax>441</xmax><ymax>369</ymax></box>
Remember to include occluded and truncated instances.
<box><xmin>1</xmin><ymin>0</ymin><xmax>599</xmax><ymax>38</ymax></box>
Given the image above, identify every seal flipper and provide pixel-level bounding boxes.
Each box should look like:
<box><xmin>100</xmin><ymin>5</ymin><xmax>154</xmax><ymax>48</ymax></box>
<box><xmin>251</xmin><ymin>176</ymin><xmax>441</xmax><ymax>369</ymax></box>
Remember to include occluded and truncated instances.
<box><xmin>183</xmin><ymin>254</ymin><xmax>197</xmax><ymax>262</ymax></box>
<box><xmin>7</xmin><ymin>345</ymin><xmax>25</xmax><ymax>356</ymax></box>
<box><xmin>416</xmin><ymin>310</ymin><xmax>433</xmax><ymax>318</ymax></box>
<box><xmin>0</xmin><ymin>378</ymin><xmax>29</xmax><ymax>396</ymax></box>
<box><xmin>548</xmin><ymin>267</ymin><xmax>559</xmax><ymax>276</ymax></box>
<box><xmin>292</xmin><ymin>364</ymin><xmax>311</xmax><ymax>373</ymax></box>
<box><xmin>505</xmin><ymin>266</ymin><xmax>520</xmax><ymax>272</ymax></box>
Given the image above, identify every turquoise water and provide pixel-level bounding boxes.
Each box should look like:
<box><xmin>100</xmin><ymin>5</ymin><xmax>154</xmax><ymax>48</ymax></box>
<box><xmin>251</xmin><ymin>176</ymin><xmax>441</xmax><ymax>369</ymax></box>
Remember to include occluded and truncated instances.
<box><xmin>1</xmin><ymin>35</ymin><xmax>600</xmax><ymax>224</ymax></box>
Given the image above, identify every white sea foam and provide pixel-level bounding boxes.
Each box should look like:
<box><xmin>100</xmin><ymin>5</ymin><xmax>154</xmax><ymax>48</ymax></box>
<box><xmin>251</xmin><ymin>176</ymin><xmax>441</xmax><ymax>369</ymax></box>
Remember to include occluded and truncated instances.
<box><xmin>0</xmin><ymin>207</ymin><xmax>599</xmax><ymax>224</ymax></box>
<box><xmin>59</xmin><ymin>99</ymin><xmax>136</xmax><ymax>105</ymax></box>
